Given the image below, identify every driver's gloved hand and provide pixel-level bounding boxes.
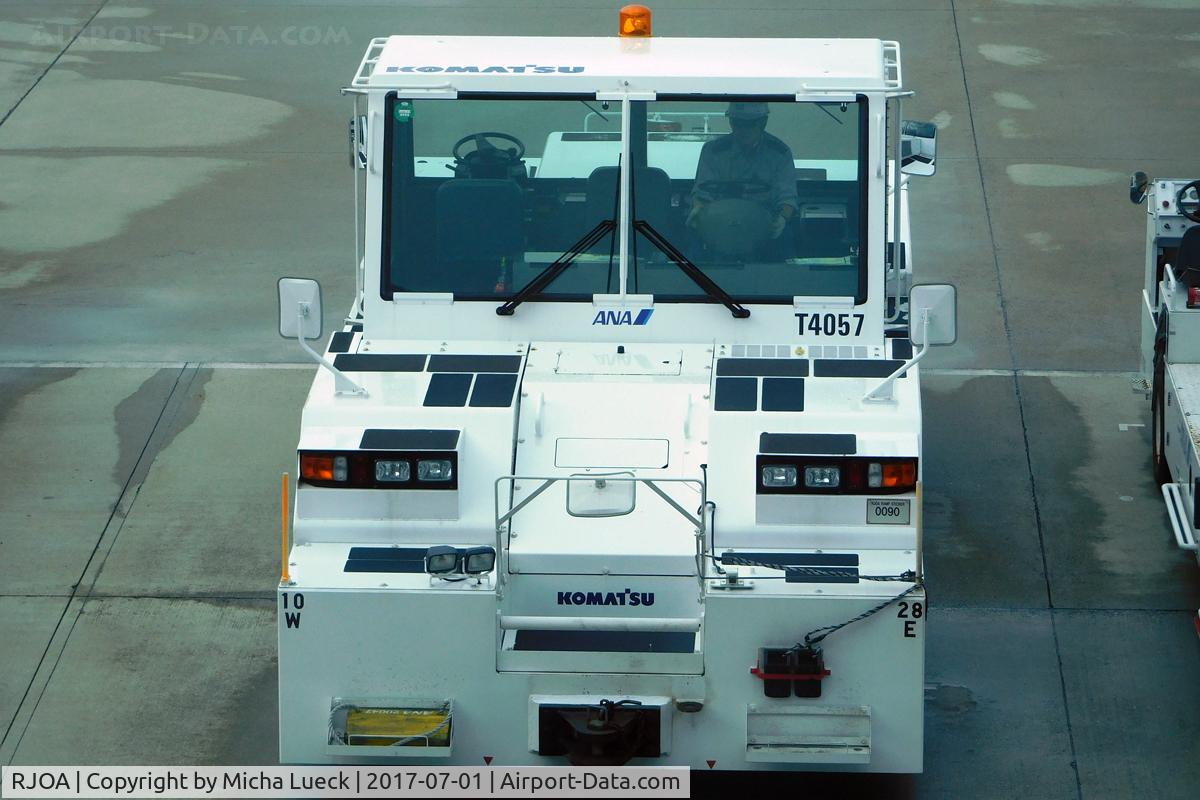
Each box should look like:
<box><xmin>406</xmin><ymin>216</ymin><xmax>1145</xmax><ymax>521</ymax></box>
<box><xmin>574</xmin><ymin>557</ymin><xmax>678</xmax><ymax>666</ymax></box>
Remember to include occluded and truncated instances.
<box><xmin>686</xmin><ymin>202</ymin><xmax>705</xmax><ymax>229</ymax></box>
<box><xmin>769</xmin><ymin>214</ymin><xmax>787</xmax><ymax>239</ymax></box>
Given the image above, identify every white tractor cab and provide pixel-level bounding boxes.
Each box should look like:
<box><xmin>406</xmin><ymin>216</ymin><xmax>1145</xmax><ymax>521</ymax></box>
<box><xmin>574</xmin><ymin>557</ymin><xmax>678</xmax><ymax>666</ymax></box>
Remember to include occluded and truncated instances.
<box><xmin>276</xmin><ymin>12</ymin><xmax>955</xmax><ymax>773</ymax></box>
<box><xmin>1131</xmin><ymin>172</ymin><xmax>1200</xmax><ymax>632</ymax></box>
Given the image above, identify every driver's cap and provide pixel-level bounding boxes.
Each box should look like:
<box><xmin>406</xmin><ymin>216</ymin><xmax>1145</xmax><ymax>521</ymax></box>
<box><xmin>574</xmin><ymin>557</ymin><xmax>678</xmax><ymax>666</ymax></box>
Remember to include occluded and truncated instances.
<box><xmin>726</xmin><ymin>102</ymin><xmax>769</xmax><ymax>121</ymax></box>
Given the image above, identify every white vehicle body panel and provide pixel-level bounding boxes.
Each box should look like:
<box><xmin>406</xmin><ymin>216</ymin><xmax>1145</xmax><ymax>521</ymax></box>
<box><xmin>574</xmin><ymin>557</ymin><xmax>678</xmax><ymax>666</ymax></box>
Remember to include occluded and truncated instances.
<box><xmin>280</xmin><ymin>32</ymin><xmax>933</xmax><ymax>773</ymax></box>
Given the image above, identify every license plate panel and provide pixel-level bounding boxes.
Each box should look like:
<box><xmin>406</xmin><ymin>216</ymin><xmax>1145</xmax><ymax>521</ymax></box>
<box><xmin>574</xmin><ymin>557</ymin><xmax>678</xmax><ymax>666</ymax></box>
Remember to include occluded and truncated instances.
<box><xmin>866</xmin><ymin>498</ymin><xmax>910</xmax><ymax>525</ymax></box>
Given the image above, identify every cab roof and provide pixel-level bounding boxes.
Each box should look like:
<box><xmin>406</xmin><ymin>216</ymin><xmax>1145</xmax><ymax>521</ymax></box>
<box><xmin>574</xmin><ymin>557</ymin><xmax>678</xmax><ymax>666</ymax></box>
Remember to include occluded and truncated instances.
<box><xmin>355</xmin><ymin>36</ymin><xmax>899</xmax><ymax>95</ymax></box>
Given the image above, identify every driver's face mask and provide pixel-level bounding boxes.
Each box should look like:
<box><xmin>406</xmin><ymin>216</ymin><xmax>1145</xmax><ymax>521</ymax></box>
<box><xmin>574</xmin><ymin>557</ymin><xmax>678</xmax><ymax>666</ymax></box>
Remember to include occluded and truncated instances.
<box><xmin>729</xmin><ymin>117</ymin><xmax>766</xmax><ymax>147</ymax></box>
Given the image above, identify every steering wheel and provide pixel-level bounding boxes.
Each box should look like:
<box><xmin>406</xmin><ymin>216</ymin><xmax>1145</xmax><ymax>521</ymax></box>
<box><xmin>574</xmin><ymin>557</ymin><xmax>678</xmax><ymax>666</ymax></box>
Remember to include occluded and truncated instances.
<box><xmin>451</xmin><ymin>131</ymin><xmax>525</xmax><ymax>172</ymax></box>
<box><xmin>1176</xmin><ymin>180</ymin><xmax>1200</xmax><ymax>223</ymax></box>
<box><xmin>696</xmin><ymin>179</ymin><xmax>771</xmax><ymax>199</ymax></box>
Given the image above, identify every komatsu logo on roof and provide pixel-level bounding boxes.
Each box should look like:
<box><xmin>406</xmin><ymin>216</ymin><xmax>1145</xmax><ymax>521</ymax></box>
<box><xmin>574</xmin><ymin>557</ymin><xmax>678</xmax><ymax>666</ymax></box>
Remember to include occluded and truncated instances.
<box><xmin>385</xmin><ymin>65</ymin><xmax>585</xmax><ymax>74</ymax></box>
<box><xmin>593</xmin><ymin>309</ymin><xmax>653</xmax><ymax>326</ymax></box>
<box><xmin>557</xmin><ymin>589</ymin><xmax>655</xmax><ymax>607</ymax></box>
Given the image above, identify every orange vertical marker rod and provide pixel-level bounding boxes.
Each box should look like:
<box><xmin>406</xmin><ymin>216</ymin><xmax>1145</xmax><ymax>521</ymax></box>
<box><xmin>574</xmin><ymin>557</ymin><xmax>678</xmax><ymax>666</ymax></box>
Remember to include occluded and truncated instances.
<box><xmin>281</xmin><ymin>472</ymin><xmax>290</xmax><ymax>583</ymax></box>
<box><xmin>914</xmin><ymin>481</ymin><xmax>923</xmax><ymax>584</ymax></box>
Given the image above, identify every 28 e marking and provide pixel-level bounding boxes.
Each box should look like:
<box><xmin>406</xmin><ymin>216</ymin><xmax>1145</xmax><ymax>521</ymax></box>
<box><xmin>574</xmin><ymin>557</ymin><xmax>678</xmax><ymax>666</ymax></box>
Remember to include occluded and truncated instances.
<box><xmin>897</xmin><ymin>600</ymin><xmax>923</xmax><ymax>638</ymax></box>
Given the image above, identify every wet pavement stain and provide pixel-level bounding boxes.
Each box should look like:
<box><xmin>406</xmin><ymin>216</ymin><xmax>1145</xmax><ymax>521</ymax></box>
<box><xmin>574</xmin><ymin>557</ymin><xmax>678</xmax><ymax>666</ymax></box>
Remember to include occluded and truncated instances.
<box><xmin>0</xmin><ymin>368</ymin><xmax>79</xmax><ymax>433</ymax></box>
<box><xmin>0</xmin><ymin>368</ymin><xmax>80</xmax><ymax>551</ymax></box>
<box><xmin>111</xmin><ymin>367</ymin><xmax>212</xmax><ymax>488</ymax></box>
<box><xmin>925</xmin><ymin>683</ymin><xmax>978</xmax><ymax>714</ymax></box>
<box><xmin>1018</xmin><ymin>376</ymin><xmax>1200</xmax><ymax>608</ymax></box>
<box><xmin>922</xmin><ymin>376</ymin><xmax>1047</xmax><ymax>608</ymax></box>
<box><xmin>216</xmin><ymin>656</ymin><xmax>279</xmax><ymax>765</ymax></box>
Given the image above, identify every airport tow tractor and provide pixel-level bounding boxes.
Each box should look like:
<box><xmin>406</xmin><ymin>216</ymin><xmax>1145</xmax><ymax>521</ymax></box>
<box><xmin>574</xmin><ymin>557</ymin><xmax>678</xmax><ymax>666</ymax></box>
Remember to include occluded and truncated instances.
<box><xmin>1130</xmin><ymin>172</ymin><xmax>1200</xmax><ymax>633</ymax></box>
<box><xmin>275</xmin><ymin>7</ymin><xmax>956</xmax><ymax>772</ymax></box>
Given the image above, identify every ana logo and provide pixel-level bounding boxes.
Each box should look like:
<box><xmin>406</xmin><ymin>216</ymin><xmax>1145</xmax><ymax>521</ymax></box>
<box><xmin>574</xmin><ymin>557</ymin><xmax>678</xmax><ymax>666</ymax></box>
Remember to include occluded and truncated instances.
<box><xmin>385</xmin><ymin>65</ymin><xmax>585</xmax><ymax>74</ymax></box>
<box><xmin>557</xmin><ymin>589</ymin><xmax>656</xmax><ymax>607</ymax></box>
<box><xmin>592</xmin><ymin>309</ymin><xmax>654</xmax><ymax>326</ymax></box>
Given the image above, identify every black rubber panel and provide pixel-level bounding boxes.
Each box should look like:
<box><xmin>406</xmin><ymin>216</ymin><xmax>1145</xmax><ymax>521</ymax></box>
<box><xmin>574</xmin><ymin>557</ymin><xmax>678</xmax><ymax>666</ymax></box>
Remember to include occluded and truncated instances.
<box><xmin>344</xmin><ymin>558</ymin><xmax>426</xmax><ymax>573</ymax></box>
<box><xmin>359</xmin><ymin>429</ymin><xmax>460</xmax><ymax>450</ymax></box>
<box><xmin>343</xmin><ymin>546</ymin><xmax>429</xmax><ymax>573</ymax></box>
<box><xmin>327</xmin><ymin>331</ymin><xmax>354</xmax><ymax>353</ymax></box>
<box><xmin>813</xmin><ymin>359</ymin><xmax>907</xmax><ymax>378</ymax></box>
<box><xmin>891</xmin><ymin>338</ymin><xmax>913</xmax><ymax>360</ymax></box>
<box><xmin>427</xmin><ymin>354</ymin><xmax>522</xmax><ymax>373</ymax></box>
<box><xmin>350</xmin><ymin>322</ymin><xmax>363</xmax><ymax>332</ymax></box>
<box><xmin>716</xmin><ymin>358</ymin><xmax>809</xmax><ymax>377</ymax></box>
<box><xmin>513</xmin><ymin>630</ymin><xmax>695</xmax><ymax>653</ymax></box>
<box><xmin>759</xmin><ymin>433</ymin><xmax>857</xmax><ymax>455</ymax></box>
<box><xmin>470</xmin><ymin>373</ymin><xmax>519</xmax><ymax>407</ymax></box>
<box><xmin>761</xmin><ymin>378</ymin><xmax>805</xmax><ymax>412</ymax></box>
<box><xmin>721</xmin><ymin>551</ymin><xmax>859</xmax><ymax>567</ymax></box>
<box><xmin>784</xmin><ymin>567</ymin><xmax>859</xmax><ymax>584</ymax></box>
<box><xmin>423</xmin><ymin>373</ymin><xmax>472</xmax><ymax>407</ymax></box>
<box><xmin>333</xmin><ymin>354</ymin><xmax>426</xmax><ymax>372</ymax></box>
<box><xmin>714</xmin><ymin>377</ymin><xmax>757</xmax><ymax>411</ymax></box>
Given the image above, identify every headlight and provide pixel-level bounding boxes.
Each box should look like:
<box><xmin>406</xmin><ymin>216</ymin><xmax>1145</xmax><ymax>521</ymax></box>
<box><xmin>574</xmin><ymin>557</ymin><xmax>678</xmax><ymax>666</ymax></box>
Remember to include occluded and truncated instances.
<box><xmin>761</xmin><ymin>465</ymin><xmax>798</xmax><ymax>487</ymax></box>
<box><xmin>418</xmin><ymin>459</ymin><xmax>453</xmax><ymax>482</ymax></box>
<box><xmin>375</xmin><ymin>460</ymin><xmax>410</xmax><ymax>482</ymax></box>
<box><xmin>462</xmin><ymin>546</ymin><xmax>496</xmax><ymax>575</ymax></box>
<box><xmin>424</xmin><ymin>545</ymin><xmax>459</xmax><ymax>574</ymax></box>
<box><xmin>804</xmin><ymin>466</ymin><xmax>841</xmax><ymax>489</ymax></box>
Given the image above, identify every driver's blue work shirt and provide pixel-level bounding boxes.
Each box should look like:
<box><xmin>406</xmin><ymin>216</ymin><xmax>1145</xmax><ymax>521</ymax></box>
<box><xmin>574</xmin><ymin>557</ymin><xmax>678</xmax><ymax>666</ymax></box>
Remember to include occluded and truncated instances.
<box><xmin>692</xmin><ymin>132</ymin><xmax>798</xmax><ymax>214</ymax></box>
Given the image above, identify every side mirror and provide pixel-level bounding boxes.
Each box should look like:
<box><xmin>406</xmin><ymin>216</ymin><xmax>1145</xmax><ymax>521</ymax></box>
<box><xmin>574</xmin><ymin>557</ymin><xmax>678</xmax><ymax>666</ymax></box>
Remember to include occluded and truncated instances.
<box><xmin>277</xmin><ymin>277</ymin><xmax>366</xmax><ymax>396</ymax></box>
<box><xmin>863</xmin><ymin>283</ymin><xmax>955</xmax><ymax>403</ymax></box>
<box><xmin>909</xmin><ymin>283</ymin><xmax>957</xmax><ymax>346</ymax></box>
<box><xmin>1129</xmin><ymin>170</ymin><xmax>1150</xmax><ymax>205</ymax></box>
<box><xmin>278</xmin><ymin>277</ymin><xmax>322</xmax><ymax>340</ymax></box>
<box><xmin>900</xmin><ymin>120</ymin><xmax>937</xmax><ymax>176</ymax></box>
<box><xmin>350</xmin><ymin>115</ymin><xmax>367</xmax><ymax>170</ymax></box>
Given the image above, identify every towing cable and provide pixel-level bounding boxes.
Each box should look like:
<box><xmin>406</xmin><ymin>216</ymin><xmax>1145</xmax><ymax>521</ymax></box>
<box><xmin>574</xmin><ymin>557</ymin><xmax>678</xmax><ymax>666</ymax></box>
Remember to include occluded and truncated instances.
<box><xmin>715</xmin><ymin>555</ymin><xmax>923</xmax><ymax>648</ymax></box>
<box><xmin>699</xmin><ymin>496</ymin><xmax>925</xmax><ymax>647</ymax></box>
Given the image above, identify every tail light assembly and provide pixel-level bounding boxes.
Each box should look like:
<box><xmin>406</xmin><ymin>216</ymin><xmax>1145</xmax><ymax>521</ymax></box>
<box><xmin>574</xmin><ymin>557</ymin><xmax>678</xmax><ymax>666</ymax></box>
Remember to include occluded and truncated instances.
<box><xmin>757</xmin><ymin>455</ymin><xmax>917</xmax><ymax>495</ymax></box>
<box><xmin>299</xmin><ymin>450</ymin><xmax>458</xmax><ymax>490</ymax></box>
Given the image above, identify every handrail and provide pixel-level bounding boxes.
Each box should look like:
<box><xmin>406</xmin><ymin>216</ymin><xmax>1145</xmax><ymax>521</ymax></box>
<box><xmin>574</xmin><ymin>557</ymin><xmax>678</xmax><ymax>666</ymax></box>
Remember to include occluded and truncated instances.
<box><xmin>494</xmin><ymin>475</ymin><xmax>705</xmax><ymax>533</ymax></box>
<box><xmin>350</xmin><ymin>38</ymin><xmax>388</xmax><ymax>88</ymax></box>
<box><xmin>493</xmin><ymin>474</ymin><xmax>708</xmax><ymax>593</ymax></box>
<box><xmin>1162</xmin><ymin>483</ymin><xmax>1199</xmax><ymax>551</ymax></box>
<box><xmin>882</xmin><ymin>41</ymin><xmax>902</xmax><ymax>91</ymax></box>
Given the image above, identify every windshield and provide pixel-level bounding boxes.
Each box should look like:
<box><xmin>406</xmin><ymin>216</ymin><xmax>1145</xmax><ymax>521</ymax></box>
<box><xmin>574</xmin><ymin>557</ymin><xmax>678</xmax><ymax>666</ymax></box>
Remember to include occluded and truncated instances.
<box><xmin>382</xmin><ymin>95</ymin><xmax>866</xmax><ymax>303</ymax></box>
<box><xmin>629</xmin><ymin>97</ymin><xmax>866</xmax><ymax>302</ymax></box>
<box><xmin>383</xmin><ymin>95</ymin><xmax>623</xmax><ymax>299</ymax></box>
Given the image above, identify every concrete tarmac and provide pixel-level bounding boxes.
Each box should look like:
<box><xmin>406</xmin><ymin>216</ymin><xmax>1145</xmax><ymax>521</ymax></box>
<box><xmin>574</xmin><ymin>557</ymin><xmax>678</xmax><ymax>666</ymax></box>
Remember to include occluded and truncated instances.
<box><xmin>2</xmin><ymin>1</ymin><xmax>1199</xmax><ymax>797</ymax></box>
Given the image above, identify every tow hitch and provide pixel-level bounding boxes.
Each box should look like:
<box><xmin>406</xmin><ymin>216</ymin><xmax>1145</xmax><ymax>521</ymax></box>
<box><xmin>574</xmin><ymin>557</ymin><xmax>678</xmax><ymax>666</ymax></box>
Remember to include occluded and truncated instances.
<box><xmin>537</xmin><ymin>699</ymin><xmax>662</xmax><ymax>765</ymax></box>
<box><xmin>751</xmin><ymin>646</ymin><xmax>831</xmax><ymax>698</ymax></box>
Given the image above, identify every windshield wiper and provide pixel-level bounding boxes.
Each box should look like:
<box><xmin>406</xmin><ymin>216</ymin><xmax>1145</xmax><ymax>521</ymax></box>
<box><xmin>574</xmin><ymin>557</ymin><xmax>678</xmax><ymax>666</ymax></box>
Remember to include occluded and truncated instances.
<box><xmin>496</xmin><ymin>219</ymin><xmax>616</xmax><ymax>316</ymax></box>
<box><xmin>633</xmin><ymin>220</ymin><xmax>750</xmax><ymax>318</ymax></box>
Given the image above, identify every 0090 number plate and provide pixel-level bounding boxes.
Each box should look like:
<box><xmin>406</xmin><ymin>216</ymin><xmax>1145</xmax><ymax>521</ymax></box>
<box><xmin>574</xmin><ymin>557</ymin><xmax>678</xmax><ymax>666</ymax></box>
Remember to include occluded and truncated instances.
<box><xmin>867</xmin><ymin>499</ymin><xmax>910</xmax><ymax>525</ymax></box>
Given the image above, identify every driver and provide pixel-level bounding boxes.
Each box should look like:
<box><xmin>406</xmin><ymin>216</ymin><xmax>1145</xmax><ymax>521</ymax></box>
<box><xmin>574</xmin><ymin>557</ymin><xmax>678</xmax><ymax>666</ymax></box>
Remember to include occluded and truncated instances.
<box><xmin>687</xmin><ymin>102</ymin><xmax>798</xmax><ymax>240</ymax></box>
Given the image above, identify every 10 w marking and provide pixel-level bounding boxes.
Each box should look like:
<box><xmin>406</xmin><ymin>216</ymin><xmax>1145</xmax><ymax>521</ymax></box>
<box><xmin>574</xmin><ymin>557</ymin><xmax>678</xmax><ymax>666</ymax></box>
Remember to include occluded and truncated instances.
<box><xmin>282</xmin><ymin>592</ymin><xmax>304</xmax><ymax>629</ymax></box>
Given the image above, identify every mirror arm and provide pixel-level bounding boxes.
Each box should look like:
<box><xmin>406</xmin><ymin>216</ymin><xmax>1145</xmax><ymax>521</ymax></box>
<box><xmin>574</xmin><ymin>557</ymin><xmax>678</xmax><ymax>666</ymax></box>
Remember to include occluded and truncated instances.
<box><xmin>294</xmin><ymin>303</ymin><xmax>368</xmax><ymax>397</ymax></box>
<box><xmin>863</xmin><ymin>309</ymin><xmax>930</xmax><ymax>403</ymax></box>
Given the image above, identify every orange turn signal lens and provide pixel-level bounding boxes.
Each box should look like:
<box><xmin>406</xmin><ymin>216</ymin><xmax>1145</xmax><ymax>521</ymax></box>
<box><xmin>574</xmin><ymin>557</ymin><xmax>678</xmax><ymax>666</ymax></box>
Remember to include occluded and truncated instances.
<box><xmin>300</xmin><ymin>454</ymin><xmax>335</xmax><ymax>482</ymax></box>
<box><xmin>880</xmin><ymin>461</ymin><xmax>917</xmax><ymax>489</ymax></box>
<box><xmin>619</xmin><ymin>4</ymin><xmax>652</xmax><ymax>37</ymax></box>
